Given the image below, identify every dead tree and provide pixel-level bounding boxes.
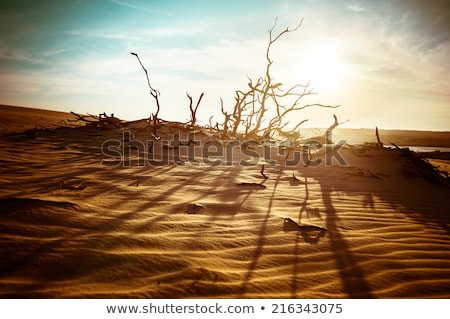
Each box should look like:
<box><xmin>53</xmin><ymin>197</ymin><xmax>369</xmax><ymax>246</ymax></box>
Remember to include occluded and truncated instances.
<box><xmin>247</xmin><ymin>18</ymin><xmax>304</xmax><ymax>137</ymax></box>
<box><xmin>131</xmin><ymin>52</ymin><xmax>161</xmax><ymax>138</ymax></box>
<box><xmin>186</xmin><ymin>92</ymin><xmax>204</xmax><ymax>128</ymax></box>
<box><xmin>231</xmin><ymin>77</ymin><xmax>262</xmax><ymax>135</ymax></box>
<box><xmin>261</xmin><ymin>19</ymin><xmax>341</xmax><ymax>137</ymax></box>
<box><xmin>220</xmin><ymin>18</ymin><xmax>339</xmax><ymax>140</ymax></box>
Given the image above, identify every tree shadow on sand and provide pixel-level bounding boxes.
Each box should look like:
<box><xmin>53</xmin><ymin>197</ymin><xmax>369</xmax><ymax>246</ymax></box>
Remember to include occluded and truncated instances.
<box><xmin>319</xmin><ymin>183</ymin><xmax>374</xmax><ymax>298</ymax></box>
<box><xmin>296</xmin><ymin>146</ymin><xmax>450</xmax><ymax>298</ymax></box>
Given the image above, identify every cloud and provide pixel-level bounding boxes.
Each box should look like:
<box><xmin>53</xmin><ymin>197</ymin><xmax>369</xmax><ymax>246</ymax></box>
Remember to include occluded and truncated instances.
<box><xmin>107</xmin><ymin>0</ymin><xmax>154</xmax><ymax>13</ymax></box>
<box><xmin>0</xmin><ymin>45</ymin><xmax>44</xmax><ymax>64</ymax></box>
<box><xmin>358</xmin><ymin>0</ymin><xmax>450</xmax><ymax>51</ymax></box>
<box><xmin>1</xmin><ymin>0</ymin><xmax>448</xmax><ymax>130</ymax></box>
<box><xmin>347</xmin><ymin>4</ymin><xmax>365</xmax><ymax>12</ymax></box>
<box><xmin>107</xmin><ymin>0</ymin><xmax>183</xmax><ymax>18</ymax></box>
<box><xmin>66</xmin><ymin>25</ymin><xmax>201</xmax><ymax>41</ymax></box>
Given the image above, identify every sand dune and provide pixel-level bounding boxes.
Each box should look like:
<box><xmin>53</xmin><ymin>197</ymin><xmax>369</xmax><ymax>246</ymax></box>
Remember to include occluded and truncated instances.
<box><xmin>0</xmin><ymin>106</ymin><xmax>449</xmax><ymax>298</ymax></box>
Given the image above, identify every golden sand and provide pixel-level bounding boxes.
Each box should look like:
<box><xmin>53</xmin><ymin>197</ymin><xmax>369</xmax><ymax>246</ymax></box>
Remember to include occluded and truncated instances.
<box><xmin>0</xmin><ymin>105</ymin><xmax>449</xmax><ymax>298</ymax></box>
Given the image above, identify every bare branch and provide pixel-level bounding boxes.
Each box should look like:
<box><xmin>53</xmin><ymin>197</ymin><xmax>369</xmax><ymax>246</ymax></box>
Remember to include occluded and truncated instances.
<box><xmin>187</xmin><ymin>92</ymin><xmax>204</xmax><ymax>128</ymax></box>
<box><xmin>375</xmin><ymin>126</ymin><xmax>383</xmax><ymax>147</ymax></box>
<box><xmin>131</xmin><ymin>52</ymin><xmax>161</xmax><ymax>136</ymax></box>
<box><xmin>220</xmin><ymin>98</ymin><xmax>231</xmax><ymax>139</ymax></box>
<box><xmin>130</xmin><ymin>52</ymin><xmax>160</xmax><ymax>96</ymax></box>
<box><xmin>269</xmin><ymin>17</ymin><xmax>303</xmax><ymax>45</ymax></box>
<box><xmin>325</xmin><ymin>114</ymin><xmax>340</xmax><ymax>144</ymax></box>
<box><xmin>292</xmin><ymin>119</ymin><xmax>309</xmax><ymax>132</ymax></box>
<box><xmin>220</xmin><ymin>18</ymin><xmax>340</xmax><ymax>141</ymax></box>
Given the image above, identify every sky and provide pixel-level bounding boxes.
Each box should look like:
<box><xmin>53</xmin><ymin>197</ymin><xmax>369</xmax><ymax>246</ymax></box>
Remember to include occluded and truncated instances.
<box><xmin>0</xmin><ymin>0</ymin><xmax>449</xmax><ymax>131</ymax></box>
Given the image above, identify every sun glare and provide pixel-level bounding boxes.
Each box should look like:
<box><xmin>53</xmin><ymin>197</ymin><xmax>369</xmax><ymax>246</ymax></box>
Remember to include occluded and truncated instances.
<box><xmin>294</xmin><ymin>43</ymin><xmax>345</xmax><ymax>92</ymax></box>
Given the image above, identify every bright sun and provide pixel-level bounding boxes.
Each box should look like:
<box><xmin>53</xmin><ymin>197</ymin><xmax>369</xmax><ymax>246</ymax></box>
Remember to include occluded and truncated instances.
<box><xmin>295</xmin><ymin>43</ymin><xmax>344</xmax><ymax>92</ymax></box>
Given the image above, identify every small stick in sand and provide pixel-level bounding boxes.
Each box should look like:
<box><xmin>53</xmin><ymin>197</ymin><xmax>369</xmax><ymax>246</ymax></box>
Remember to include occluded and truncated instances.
<box><xmin>366</xmin><ymin>169</ymin><xmax>381</xmax><ymax>179</ymax></box>
<box><xmin>237</xmin><ymin>182</ymin><xmax>267</xmax><ymax>189</ymax></box>
<box><xmin>260</xmin><ymin>164</ymin><xmax>268</xmax><ymax>179</ymax></box>
<box><xmin>375</xmin><ymin>126</ymin><xmax>383</xmax><ymax>147</ymax></box>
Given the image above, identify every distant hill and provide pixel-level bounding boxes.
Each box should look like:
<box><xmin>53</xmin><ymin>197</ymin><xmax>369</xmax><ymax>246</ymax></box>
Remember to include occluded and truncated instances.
<box><xmin>1</xmin><ymin>104</ymin><xmax>449</xmax><ymax>147</ymax></box>
<box><xmin>332</xmin><ymin>128</ymin><xmax>450</xmax><ymax>148</ymax></box>
<box><xmin>0</xmin><ymin>104</ymin><xmax>77</xmax><ymax>134</ymax></box>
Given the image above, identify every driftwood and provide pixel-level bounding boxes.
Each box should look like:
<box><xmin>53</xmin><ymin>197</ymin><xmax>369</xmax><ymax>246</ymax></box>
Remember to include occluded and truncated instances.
<box><xmin>391</xmin><ymin>143</ymin><xmax>450</xmax><ymax>187</ymax></box>
<box><xmin>69</xmin><ymin>111</ymin><xmax>122</xmax><ymax>128</ymax></box>
<box><xmin>375</xmin><ymin>126</ymin><xmax>383</xmax><ymax>147</ymax></box>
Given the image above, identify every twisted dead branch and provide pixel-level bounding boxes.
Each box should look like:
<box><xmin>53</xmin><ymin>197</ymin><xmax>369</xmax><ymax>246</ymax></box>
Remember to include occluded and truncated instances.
<box><xmin>220</xmin><ymin>18</ymin><xmax>340</xmax><ymax>141</ymax></box>
<box><xmin>186</xmin><ymin>92</ymin><xmax>204</xmax><ymax>128</ymax></box>
<box><xmin>131</xmin><ymin>52</ymin><xmax>161</xmax><ymax>138</ymax></box>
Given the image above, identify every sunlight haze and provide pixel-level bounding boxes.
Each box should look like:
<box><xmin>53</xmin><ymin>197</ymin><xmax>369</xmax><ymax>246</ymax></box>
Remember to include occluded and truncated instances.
<box><xmin>0</xmin><ymin>0</ymin><xmax>449</xmax><ymax>130</ymax></box>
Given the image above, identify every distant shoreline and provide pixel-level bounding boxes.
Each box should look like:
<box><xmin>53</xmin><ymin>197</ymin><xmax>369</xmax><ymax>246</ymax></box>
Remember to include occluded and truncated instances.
<box><xmin>395</xmin><ymin>146</ymin><xmax>450</xmax><ymax>153</ymax></box>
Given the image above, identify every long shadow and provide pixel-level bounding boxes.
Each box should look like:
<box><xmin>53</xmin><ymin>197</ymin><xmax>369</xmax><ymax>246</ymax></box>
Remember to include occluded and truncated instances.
<box><xmin>0</xmin><ymin>131</ymin><xmax>116</xmax><ymax>199</ymax></box>
<box><xmin>296</xmin><ymin>156</ymin><xmax>375</xmax><ymax>298</ymax></box>
<box><xmin>0</xmin><ymin>198</ymin><xmax>118</xmax><ymax>296</ymax></box>
<box><xmin>2</xmin><ymin>127</ymin><xmax>240</xmax><ymax>297</ymax></box>
<box><xmin>296</xmin><ymin>146</ymin><xmax>450</xmax><ymax>298</ymax></box>
<box><xmin>99</xmin><ymin>165</ymin><xmax>212</xmax><ymax>234</ymax></box>
<box><xmin>284</xmin><ymin>169</ymin><xmax>374</xmax><ymax>297</ymax></box>
<box><xmin>290</xmin><ymin>230</ymin><xmax>302</xmax><ymax>298</ymax></box>
<box><xmin>290</xmin><ymin>176</ymin><xmax>309</xmax><ymax>298</ymax></box>
<box><xmin>131</xmin><ymin>164</ymin><xmax>244</xmax><ymax>234</ymax></box>
<box><xmin>320</xmin><ymin>183</ymin><xmax>374</xmax><ymax>298</ymax></box>
<box><xmin>107</xmin><ymin>160</ymin><xmax>248</xmax><ymax>243</ymax></box>
<box><xmin>239</xmin><ymin>171</ymin><xmax>279</xmax><ymax>295</ymax></box>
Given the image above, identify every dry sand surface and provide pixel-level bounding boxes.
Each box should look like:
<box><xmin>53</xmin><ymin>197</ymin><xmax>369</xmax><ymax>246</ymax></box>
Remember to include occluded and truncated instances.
<box><xmin>1</xmin><ymin>105</ymin><xmax>450</xmax><ymax>298</ymax></box>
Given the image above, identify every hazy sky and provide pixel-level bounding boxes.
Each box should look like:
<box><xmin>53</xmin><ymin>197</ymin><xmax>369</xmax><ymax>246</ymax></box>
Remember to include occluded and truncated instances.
<box><xmin>1</xmin><ymin>0</ymin><xmax>449</xmax><ymax>130</ymax></box>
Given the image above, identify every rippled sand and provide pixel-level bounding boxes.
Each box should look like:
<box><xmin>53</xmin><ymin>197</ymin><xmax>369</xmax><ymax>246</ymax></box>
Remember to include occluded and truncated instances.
<box><xmin>1</xmin><ymin>105</ymin><xmax>449</xmax><ymax>298</ymax></box>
